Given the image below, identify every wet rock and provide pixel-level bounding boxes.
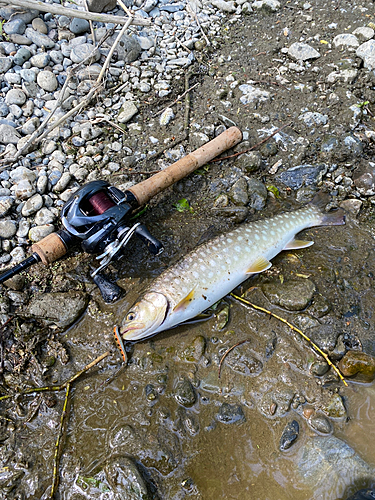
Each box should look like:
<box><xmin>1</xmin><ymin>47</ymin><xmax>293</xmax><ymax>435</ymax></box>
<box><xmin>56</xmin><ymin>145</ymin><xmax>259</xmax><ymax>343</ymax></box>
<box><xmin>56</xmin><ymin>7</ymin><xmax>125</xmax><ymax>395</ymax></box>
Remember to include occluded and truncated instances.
<box><xmin>24</xmin><ymin>291</ymin><xmax>88</xmax><ymax>329</ymax></box>
<box><xmin>353</xmin><ymin>163</ymin><xmax>375</xmax><ymax>196</ymax></box>
<box><xmin>333</xmin><ymin>34</ymin><xmax>359</xmax><ymax>48</ymax></box>
<box><xmin>262</xmin><ymin>279</ymin><xmax>316</xmax><ymax>311</ymax></box>
<box><xmin>216</xmin><ymin>402</ymin><xmax>245</xmax><ymax>424</ymax></box>
<box><xmin>337</xmin><ymin>351</ymin><xmax>375</xmax><ymax>383</ymax></box>
<box><xmin>287</xmin><ymin>42</ymin><xmax>320</xmax><ymax>61</ymax></box>
<box><xmin>306</xmin><ymin>324</ymin><xmax>339</xmax><ymax>354</ymax></box>
<box><xmin>211</xmin><ymin>206</ymin><xmax>249</xmax><ymax>223</ymax></box>
<box><xmin>339</xmin><ymin>199</ymin><xmax>362</xmax><ymax>216</ymax></box>
<box><xmin>259</xmin><ymin>387</ymin><xmax>295</xmax><ymax>418</ymax></box>
<box><xmin>234</xmin><ymin>151</ymin><xmax>262</xmax><ymax>173</ymax></box>
<box><xmin>174</xmin><ymin>377</ymin><xmax>196</xmax><ymax>407</ymax></box>
<box><xmin>356</xmin><ymin>40</ymin><xmax>375</xmax><ymax>70</ymax></box>
<box><xmin>224</xmin><ymin>343</ymin><xmax>263</xmax><ymax>376</ymax></box>
<box><xmin>105</xmin><ymin>456</ymin><xmax>151</xmax><ymax>499</ymax></box>
<box><xmin>298</xmin><ymin>436</ymin><xmax>374</xmax><ymax>488</ymax></box>
<box><xmin>247</xmin><ymin>177</ymin><xmax>267</xmax><ymax>210</ymax></box>
<box><xmin>310</xmin><ymin>361</ymin><xmax>329</xmax><ymax>376</ymax></box>
<box><xmin>276</xmin><ymin>163</ymin><xmax>327</xmax><ymax>190</ymax></box>
<box><xmin>279</xmin><ymin>420</ymin><xmax>299</xmax><ymax>451</ymax></box>
<box><xmin>308</xmin><ymin>414</ymin><xmax>332</xmax><ymax>434</ymax></box>
<box><xmin>178</xmin><ymin>335</ymin><xmax>205</xmax><ymax>362</ymax></box>
<box><xmin>322</xmin><ymin>394</ymin><xmax>346</xmax><ymax>418</ymax></box>
<box><xmin>229</xmin><ymin>177</ymin><xmax>249</xmax><ymax>205</ymax></box>
<box><xmin>346</xmin><ymin>489</ymin><xmax>375</xmax><ymax>500</ymax></box>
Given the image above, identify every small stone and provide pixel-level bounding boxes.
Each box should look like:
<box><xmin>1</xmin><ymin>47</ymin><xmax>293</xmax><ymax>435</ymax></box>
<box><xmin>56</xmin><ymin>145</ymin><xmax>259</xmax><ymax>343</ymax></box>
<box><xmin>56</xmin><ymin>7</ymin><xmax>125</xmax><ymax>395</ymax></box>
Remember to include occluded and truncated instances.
<box><xmin>86</xmin><ymin>0</ymin><xmax>117</xmax><ymax>12</ymax></box>
<box><xmin>37</xmin><ymin>71</ymin><xmax>58</xmax><ymax>91</ymax></box>
<box><xmin>3</xmin><ymin>19</ymin><xmax>26</xmax><ymax>35</ymax></box>
<box><xmin>310</xmin><ymin>361</ymin><xmax>329</xmax><ymax>376</ymax></box>
<box><xmin>13</xmin><ymin>47</ymin><xmax>32</xmax><ymax>66</ymax></box>
<box><xmin>50</xmin><ymin>49</ymin><xmax>63</xmax><ymax>64</ymax></box>
<box><xmin>252</xmin><ymin>0</ymin><xmax>280</xmax><ymax>10</ymax></box>
<box><xmin>308</xmin><ymin>415</ymin><xmax>333</xmax><ymax>434</ymax></box>
<box><xmin>24</xmin><ymin>27</ymin><xmax>55</xmax><ymax>49</ymax></box>
<box><xmin>0</xmin><ymin>220</ymin><xmax>17</xmax><ymax>238</ymax></box>
<box><xmin>30</xmin><ymin>52</ymin><xmax>50</xmax><ymax>68</ymax></box>
<box><xmin>287</xmin><ymin>42</ymin><xmax>320</xmax><ymax>61</ymax></box>
<box><xmin>229</xmin><ymin>177</ymin><xmax>249</xmax><ymax>206</ymax></box>
<box><xmin>118</xmin><ymin>101</ymin><xmax>138</xmax><ymax>123</ymax></box>
<box><xmin>333</xmin><ymin>34</ymin><xmax>359</xmax><ymax>48</ymax></box>
<box><xmin>178</xmin><ymin>335</ymin><xmax>206</xmax><ymax>362</ymax></box>
<box><xmin>339</xmin><ymin>199</ymin><xmax>362</xmax><ymax>216</ymax></box>
<box><xmin>211</xmin><ymin>206</ymin><xmax>249</xmax><ymax>223</ymax></box>
<box><xmin>299</xmin><ymin>111</ymin><xmax>328</xmax><ymax>127</ymax></box>
<box><xmin>356</xmin><ymin>40</ymin><xmax>375</xmax><ymax>70</ymax></box>
<box><xmin>279</xmin><ymin>420</ymin><xmax>299</xmax><ymax>451</ymax></box>
<box><xmin>159</xmin><ymin>107</ymin><xmax>174</xmax><ymax>126</ymax></box>
<box><xmin>174</xmin><ymin>377</ymin><xmax>196</xmax><ymax>407</ymax></box>
<box><xmin>34</xmin><ymin>207</ymin><xmax>55</xmax><ymax>225</ymax></box>
<box><xmin>0</xmin><ymin>124</ymin><xmax>20</xmax><ymax>144</ymax></box>
<box><xmin>352</xmin><ymin>27</ymin><xmax>374</xmax><ymax>42</ymax></box>
<box><xmin>69</xmin><ymin>18</ymin><xmax>90</xmax><ymax>35</ymax></box>
<box><xmin>338</xmin><ymin>351</ymin><xmax>375</xmax><ymax>383</ymax></box>
<box><xmin>28</xmin><ymin>224</ymin><xmax>54</xmax><ymax>242</ymax></box>
<box><xmin>216</xmin><ymin>402</ymin><xmax>246</xmax><ymax>424</ymax></box>
<box><xmin>32</xmin><ymin>17</ymin><xmax>48</xmax><ymax>34</ymax></box>
<box><xmin>239</xmin><ymin>84</ymin><xmax>270</xmax><ymax>105</ymax></box>
<box><xmin>0</xmin><ymin>57</ymin><xmax>12</xmax><ymax>73</ymax></box>
<box><xmin>107</xmin><ymin>33</ymin><xmax>141</xmax><ymax>63</ymax></box>
<box><xmin>21</xmin><ymin>117</ymin><xmax>40</xmax><ymax>135</ymax></box>
<box><xmin>247</xmin><ymin>177</ymin><xmax>268</xmax><ymax>210</ymax></box>
<box><xmin>104</xmin><ymin>457</ymin><xmax>151</xmax><ymax>499</ymax></box>
<box><xmin>5</xmin><ymin>89</ymin><xmax>26</xmax><ymax>106</ymax></box>
<box><xmin>262</xmin><ymin>279</ymin><xmax>316</xmax><ymax>311</ymax></box>
<box><xmin>223</xmin><ymin>343</ymin><xmax>263</xmax><ymax>376</ymax></box>
<box><xmin>211</xmin><ymin>0</ymin><xmax>236</xmax><ymax>11</ymax></box>
<box><xmin>0</xmin><ymin>196</ymin><xmax>14</xmax><ymax>217</ymax></box>
<box><xmin>53</xmin><ymin>172</ymin><xmax>71</xmax><ymax>193</ymax></box>
<box><xmin>21</xmin><ymin>193</ymin><xmax>43</xmax><ymax>216</ymax></box>
<box><xmin>322</xmin><ymin>394</ymin><xmax>346</xmax><ymax>419</ymax></box>
<box><xmin>70</xmin><ymin>43</ymin><xmax>100</xmax><ymax>64</ymax></box>
<box><xmin>277</xmin><ymin>163</ymin><xmax>327</xmax><ymax>190</ymax></box>
<box><xmin>8</xmin><ymin>34</ymin><xmax>31</xmax><ymax>45</ymax></box>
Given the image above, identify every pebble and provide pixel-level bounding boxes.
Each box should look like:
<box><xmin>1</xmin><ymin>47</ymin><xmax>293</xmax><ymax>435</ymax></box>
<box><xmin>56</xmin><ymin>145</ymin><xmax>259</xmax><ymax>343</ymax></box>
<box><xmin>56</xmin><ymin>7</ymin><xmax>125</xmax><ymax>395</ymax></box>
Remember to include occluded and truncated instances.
<box><xmin>174</xmin><ymin>377</ymin><xmax>196</xmax><ymax>407</ymax></box>
<box><xmin>37</xmin><ymin>71</ymin><xmax>58</xmax><ymax>91</ymax></box>
<box><xmin>352</xmin><ymin>27</ymin><xmax>374</xmax><ymax>42</ymax></box>
<box><xmin>287</xmin><ymin>42</ymin><xmax>320</xmax><ymax>61</ymax></box>
<box><xmin>31</xmin><ymin>17</ymin><xmax>48</xmax><ymax>34</ymax></box>
<box><xmin>0</xmin><ymin>220</ymin><xmax>17</xmax><ymax>239</ymax></box>
<box><xmin>28</xmin><ymin>224</ymin><xmax>55</xmax><ymax>242</ymax></box>
<box><xmin>322</xmin><ymin>394</ymin><xmax>346</xmax><ymax>419</ymax></box>
<box><xmin>3</xmin><ymin>19</ymin><xmax>26</xmax><ymax>35</ymax></box>
<box><xmin>299</xmin><ymin>111</ymin><xmax>328</xmax><ymax>127</ymax></box>
<box><xmin>5</xmin><ymin>89</ymin><xmax>26</xmax><ymax>106</ymax></box>
<box><xmin>118</xmin><ymin>101</ymin><xmax>138</xmax><ymax>123</ymax></box>
<box><xmin>216</xmin><ymin>402</ymin><xmax>246</xmax><ymax>424</ymax></box>
<box><xmin>21</xmin><ymin>193</ymin><xmax>43</xmax><ymax>216</ymax></box>
<box><xmin>262</xmin><ymin>279</ymin><xmax>316</xmax><ymax>311</ymax></box>
<box><xmin>0</xmin><ymin>57</ymin><xmax>12</xmax><ymax>73</ymax></box>
<box><xmin>279</xmin><ymin>420</ymin><xmax>299</xmax><ymax>451</ymax></box>
<box><xmin>247</xmin><ymin>177</ymin><xmax>268</xmax><ymax>210</ymax></box>
<box><xmin>24</xmin><ymin>27</ymin><xmax>55</xmax><ymax>49</ymax></box>
<box><xmin>277</xmin><ymin>163</ymin><xmax>327</xmax><ymax>190</ymax></box>
<box><xmin>338</xmin><ymin>351</ymin><xmax>375</xmax><ymax>383</ymax></box>
<box><xmin>356</xmin><ymin>40</ymin><xmax>375</xmax><ymax>70</ymax></box>
<box><xmin>333</xmin><ymin>34</ymin><xmax>359</xmax><ymax>48</ymax></box>
<box><xmin>239</xmin><ymin>84</ymin><xmax>270</xmax><ymax>105</ymax></box>
<box><xmin>0</xmin><ymin>197</ymin><xmax>14</xmax><ymax>217</ymax></box>
<box><xmin>13</xmin><ymin>47</ymin><xmax>32</xmax><ymax>66</ymax></box>
<box><xmin>30</xmin><ymin>53</ymin><xmax>50</xmax><ymax>68</ymax></box>
<box><xmin>70</xmin><ymin>18</ymin><xmax>90</xmax><ymax>35</ymax></box>
<box><xmin>308</xmin><ymin>414</ymin><xmax>333</xmax><ymax>435</ymax></box>
<box><xmin>34</xmin><ymin>207</ymin><xmax>55</xmax><ymax>225</ymax></box>
<box><xmin>70</xmin><ymin>44</ymin><xmax>100</xmax><ymax>64</ymax></box>
<box><xmin>229</xmin><ymin>177</ymin><xmax>249</xmax><ymax>205</ymax></box>
<box><xmin>0</xmin><ymin>124</ymin><xmax>21</xmax><ymax>144</ymax></box>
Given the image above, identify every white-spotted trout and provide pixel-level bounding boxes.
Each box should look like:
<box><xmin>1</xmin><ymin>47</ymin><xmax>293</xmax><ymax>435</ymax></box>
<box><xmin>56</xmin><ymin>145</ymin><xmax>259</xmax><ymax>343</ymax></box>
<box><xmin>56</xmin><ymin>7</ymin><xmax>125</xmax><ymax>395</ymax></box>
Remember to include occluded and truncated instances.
<box><xmin>116</xmin><ymin>193</ymin><xmax>345</xmax><ymax>342</ymax></box>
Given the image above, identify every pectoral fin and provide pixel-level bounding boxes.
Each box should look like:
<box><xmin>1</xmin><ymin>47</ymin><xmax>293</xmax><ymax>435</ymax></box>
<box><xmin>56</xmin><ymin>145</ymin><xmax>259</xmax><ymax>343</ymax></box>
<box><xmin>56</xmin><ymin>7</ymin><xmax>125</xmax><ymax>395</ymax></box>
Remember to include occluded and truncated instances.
<box><xmin>284</xmin><ymin>238</ymin><xmax>314</xmax><ymax>250</ymax></box>
<box><xmin>246</xmin><ymin>256</ymin><xmax>272</xmax><ymax>274</ymax></box>
<box><xmin>173</xmin><ymin>289</ymin><xmax>195</xmax><ymax>312</ymax></box>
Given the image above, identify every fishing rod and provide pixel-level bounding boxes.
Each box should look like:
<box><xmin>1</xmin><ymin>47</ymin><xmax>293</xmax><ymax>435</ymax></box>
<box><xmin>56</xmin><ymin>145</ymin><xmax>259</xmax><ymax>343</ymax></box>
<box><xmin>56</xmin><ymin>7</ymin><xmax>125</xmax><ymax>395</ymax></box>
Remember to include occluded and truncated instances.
<box><xmin>0</xmin><ymin>127</ymin><xmax>242</xmax><ymax>302</ymax></box>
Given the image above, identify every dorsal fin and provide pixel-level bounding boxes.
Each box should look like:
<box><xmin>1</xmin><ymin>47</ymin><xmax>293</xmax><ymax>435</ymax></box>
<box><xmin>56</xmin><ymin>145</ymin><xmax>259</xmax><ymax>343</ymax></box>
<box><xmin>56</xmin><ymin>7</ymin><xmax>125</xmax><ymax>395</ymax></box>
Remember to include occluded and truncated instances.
<box><xmin>173</xmin><ymin>289</ymin><xmax>195</xmax><ymax>312</ymax></box>
<box><xmin>246</xmin><ymin>256</ymin><xmax>272</xmax><ymax>275</ymax></box>
<box><xmin>284</xmin><ymin>238</ymin><xmax>314</xmax><ymax>250</ymax></box>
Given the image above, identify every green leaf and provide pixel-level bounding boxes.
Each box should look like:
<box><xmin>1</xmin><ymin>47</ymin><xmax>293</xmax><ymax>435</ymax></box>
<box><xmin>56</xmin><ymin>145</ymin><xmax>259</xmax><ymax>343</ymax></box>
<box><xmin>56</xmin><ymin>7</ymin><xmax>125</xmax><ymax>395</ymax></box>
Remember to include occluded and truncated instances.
<box><xmin>173</xmin><ymin>198</ymin><xmax>194</xmax><ymax>213</ymax></box>
<box><xmin>267</xmin><ymin>185</ymin><xmax>280</xmax><ymax>198</ymax></box>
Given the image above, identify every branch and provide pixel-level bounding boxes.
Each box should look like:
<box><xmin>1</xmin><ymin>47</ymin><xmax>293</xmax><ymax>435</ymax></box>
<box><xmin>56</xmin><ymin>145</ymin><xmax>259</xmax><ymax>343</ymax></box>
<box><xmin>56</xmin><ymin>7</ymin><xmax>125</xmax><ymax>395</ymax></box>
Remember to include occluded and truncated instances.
<box><xmin>0</xmin><ymin>0</ymin><xmax>150</xmax><ymax>26</ymax></box>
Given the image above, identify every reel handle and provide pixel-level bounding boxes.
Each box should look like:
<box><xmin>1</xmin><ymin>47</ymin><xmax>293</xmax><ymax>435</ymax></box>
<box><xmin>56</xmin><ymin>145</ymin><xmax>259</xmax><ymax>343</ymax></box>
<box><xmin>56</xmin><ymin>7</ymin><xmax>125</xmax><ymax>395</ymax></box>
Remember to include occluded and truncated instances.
<box><xmin>128</xmin><ymin>126</ymin><xmax>242</xmax><ymax>206</ymax></box>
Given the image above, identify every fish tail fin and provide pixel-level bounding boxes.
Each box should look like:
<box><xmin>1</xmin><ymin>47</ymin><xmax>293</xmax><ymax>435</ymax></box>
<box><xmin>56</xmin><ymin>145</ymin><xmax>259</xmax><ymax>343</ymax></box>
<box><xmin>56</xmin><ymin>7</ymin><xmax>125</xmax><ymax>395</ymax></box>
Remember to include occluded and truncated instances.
<box><xmin>309</xmin><ymin>191</ymin><xmax>346</xmax><ymax>226</ymax></box>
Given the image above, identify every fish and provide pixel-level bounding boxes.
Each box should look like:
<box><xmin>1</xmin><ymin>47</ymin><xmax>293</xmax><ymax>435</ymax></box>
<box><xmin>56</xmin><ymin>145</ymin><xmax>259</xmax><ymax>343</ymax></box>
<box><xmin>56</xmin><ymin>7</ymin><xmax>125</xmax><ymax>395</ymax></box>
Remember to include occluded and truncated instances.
<box><xmin>116</xmin><ymin>193</ymin><xmax>345</xmax><ymax>342</ymax></box>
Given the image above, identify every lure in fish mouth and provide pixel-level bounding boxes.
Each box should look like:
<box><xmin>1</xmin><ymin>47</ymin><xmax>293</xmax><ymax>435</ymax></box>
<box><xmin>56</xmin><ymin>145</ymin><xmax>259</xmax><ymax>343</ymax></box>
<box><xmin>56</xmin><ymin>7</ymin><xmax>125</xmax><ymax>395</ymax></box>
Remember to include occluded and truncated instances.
<box><xmin>118</xmin><ymin>292</ymin><xmax>169</xmax><ymax>341</ymax></box>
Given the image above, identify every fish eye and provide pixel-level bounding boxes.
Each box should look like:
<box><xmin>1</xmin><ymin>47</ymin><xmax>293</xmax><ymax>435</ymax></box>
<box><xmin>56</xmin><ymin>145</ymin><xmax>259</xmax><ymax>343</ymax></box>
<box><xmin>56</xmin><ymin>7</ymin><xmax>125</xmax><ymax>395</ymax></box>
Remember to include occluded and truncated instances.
<box><xmin>126</xmin><ymin>312</ymin><xmax>136</xmax><ymax>321</ymax></box>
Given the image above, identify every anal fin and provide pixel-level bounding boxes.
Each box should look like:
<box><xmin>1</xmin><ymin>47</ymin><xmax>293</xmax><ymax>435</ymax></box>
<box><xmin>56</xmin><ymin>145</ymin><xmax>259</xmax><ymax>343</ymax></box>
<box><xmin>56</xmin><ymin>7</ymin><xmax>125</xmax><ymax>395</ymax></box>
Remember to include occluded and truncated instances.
<box><xmin>246</xmin><ymin>256</ymin><xmax>272</xmax><ymax>274</ymax></box>
<box><xmin>284</xmin><ymin>238</ymin><xmax>314</xmax><ymax>250</ymax></box>
<box><xmin>173</xmin><ymin>288</ymin><xmax>195</xmax><ymax>312</ymax></box>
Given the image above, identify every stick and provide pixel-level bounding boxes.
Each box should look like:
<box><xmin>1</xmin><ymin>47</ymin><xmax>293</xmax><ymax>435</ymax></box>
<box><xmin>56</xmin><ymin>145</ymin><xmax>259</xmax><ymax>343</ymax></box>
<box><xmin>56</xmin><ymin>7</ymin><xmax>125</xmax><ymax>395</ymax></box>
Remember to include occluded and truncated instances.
<box><xmin>0</xmin><ymin>0</ymin><xmax>150</xmax><ymax>26</ymax></box>
<box><xmin>83</xmin><ymin>0</ymin><xmax>96</xmax><ymax>46</ymax></box>
<box><xmin>218</xmin><ymin>339</ymin><xmax>250</xmax><ymax>378</ymax></box>
<box><xmin>50</xmin><ymin>382</ymin><xmax>70</xmax><ymax>499</ymax></box>
<box><xmin>230</xmin><ymin>293</ymin><xmax>348</xmax><ymax>386</ymax></box>
<box><xmin>186</xmin><ymin>0</ymin><xmax>210</xmax><ymax>47</ymax></box>
<box><xmin>210</xmin><ymin>122</ymin><xmax>292</xmax><ymax>162</ymax></box>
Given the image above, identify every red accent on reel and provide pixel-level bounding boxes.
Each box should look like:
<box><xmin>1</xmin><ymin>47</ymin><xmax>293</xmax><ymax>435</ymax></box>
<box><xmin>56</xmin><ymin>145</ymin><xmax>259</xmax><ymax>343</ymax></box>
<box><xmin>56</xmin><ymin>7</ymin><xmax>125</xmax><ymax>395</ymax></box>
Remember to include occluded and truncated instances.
<box><xmin>88</xmin><ymin>191</ymin><xmax>116</xmax><ymax>215</ymax></box>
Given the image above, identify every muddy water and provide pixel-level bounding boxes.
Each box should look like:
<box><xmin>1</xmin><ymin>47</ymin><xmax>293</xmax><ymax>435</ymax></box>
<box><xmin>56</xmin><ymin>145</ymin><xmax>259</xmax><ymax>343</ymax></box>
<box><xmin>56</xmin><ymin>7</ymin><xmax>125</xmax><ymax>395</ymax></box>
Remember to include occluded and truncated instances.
<box><xmin>40</xmin><ymin>214</ymin><xmax>375</xmax><ymax>500</ymax></box>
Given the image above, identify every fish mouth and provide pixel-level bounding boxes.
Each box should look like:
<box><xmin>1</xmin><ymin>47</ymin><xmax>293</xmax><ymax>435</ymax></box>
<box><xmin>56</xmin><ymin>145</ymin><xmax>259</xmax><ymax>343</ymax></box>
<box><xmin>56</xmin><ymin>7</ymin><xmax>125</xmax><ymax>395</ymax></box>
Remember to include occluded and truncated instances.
<box><xmin>118</xmin><ymin>322</ymin><xmax>146</xmax><ymax>340</ymax></box>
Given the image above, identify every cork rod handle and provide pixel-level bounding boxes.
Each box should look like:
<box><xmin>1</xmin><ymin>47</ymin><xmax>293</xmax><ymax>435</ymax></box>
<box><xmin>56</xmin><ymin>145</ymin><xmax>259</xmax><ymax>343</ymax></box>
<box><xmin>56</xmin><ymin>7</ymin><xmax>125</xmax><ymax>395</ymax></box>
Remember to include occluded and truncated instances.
<box><xmin>128</xmin><ymin>126</ymin><xmax>242</xmax><ymax>206</ymax></box>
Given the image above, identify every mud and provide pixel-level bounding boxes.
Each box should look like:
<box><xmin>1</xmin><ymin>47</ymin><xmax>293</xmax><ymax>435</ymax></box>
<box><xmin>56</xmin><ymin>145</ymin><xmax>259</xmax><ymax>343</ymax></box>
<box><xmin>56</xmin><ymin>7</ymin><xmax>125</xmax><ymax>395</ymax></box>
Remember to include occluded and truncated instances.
<box><xmin>2</xmin><ymin>0</ymin><xmax>375</xmax><ymax>498</ymax></box>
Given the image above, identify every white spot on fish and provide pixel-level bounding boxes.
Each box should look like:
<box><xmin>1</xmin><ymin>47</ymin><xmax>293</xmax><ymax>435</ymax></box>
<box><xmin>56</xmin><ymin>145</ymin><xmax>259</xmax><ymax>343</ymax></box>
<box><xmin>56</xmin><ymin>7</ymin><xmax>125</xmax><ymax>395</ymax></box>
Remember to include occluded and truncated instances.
<box><xmin>227</xmin><ymin>238</ymin><xmax>233</xmax><ymax>243</ymax></box>
<box><xmin>255</xmin><ymin>234</ymin><xmax>260</xmax><ymax>240</ymax></box>
<box><xmin>235</xmin><ymin>246</ymin><xmax>241</xmax><ymax>252</ymax></box>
